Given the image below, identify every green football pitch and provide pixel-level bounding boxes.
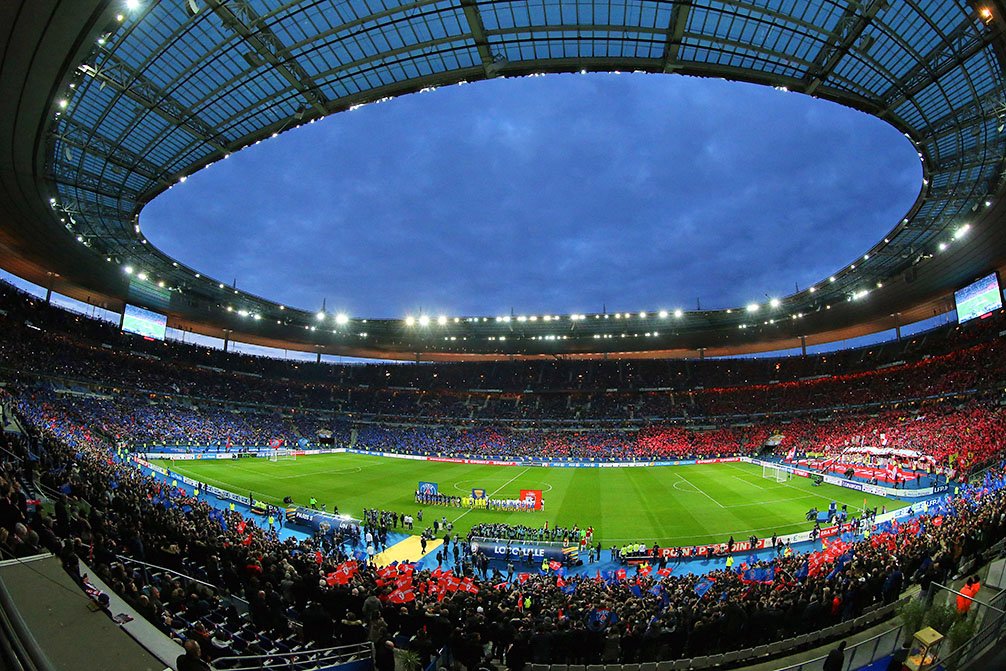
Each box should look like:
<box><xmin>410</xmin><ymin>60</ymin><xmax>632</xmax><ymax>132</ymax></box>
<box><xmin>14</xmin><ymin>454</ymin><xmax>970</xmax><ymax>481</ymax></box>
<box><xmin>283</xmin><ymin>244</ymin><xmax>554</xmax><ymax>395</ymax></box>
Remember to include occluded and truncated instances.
<box><xmin>155</xmin><ymin>454</ymin><xmax>906</xmax><ymax>546</ymax></box>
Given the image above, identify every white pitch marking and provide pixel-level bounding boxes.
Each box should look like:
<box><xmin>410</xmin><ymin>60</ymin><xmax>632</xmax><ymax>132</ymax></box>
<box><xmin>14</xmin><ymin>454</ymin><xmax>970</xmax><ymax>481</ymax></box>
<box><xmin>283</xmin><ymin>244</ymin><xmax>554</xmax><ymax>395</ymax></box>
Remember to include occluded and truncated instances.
<box><xmin>673</xmin><ymin>473</ymin><xmax>725</xmax><ymax>508</ymax></box>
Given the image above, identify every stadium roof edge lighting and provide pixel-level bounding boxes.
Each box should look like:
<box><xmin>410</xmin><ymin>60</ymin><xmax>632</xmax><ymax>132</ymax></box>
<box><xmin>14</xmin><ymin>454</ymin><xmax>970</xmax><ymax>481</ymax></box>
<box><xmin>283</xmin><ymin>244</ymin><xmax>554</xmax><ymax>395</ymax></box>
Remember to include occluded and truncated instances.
<box><xmin>4</xmin><ymin>0</ymin><xmax>1006</xmax><ymax>360</ymax></box>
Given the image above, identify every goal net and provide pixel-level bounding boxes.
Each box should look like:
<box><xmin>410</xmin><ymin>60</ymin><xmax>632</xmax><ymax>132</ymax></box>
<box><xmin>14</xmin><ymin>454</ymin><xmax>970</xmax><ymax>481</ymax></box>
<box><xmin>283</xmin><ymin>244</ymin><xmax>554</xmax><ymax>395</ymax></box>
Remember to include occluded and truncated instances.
<box><xmin>269</xmin><ymin>448</ymin><xmax>296</xmax><ymax>462</ymax></box>
<box><xmin>761</xmin><ymin>463</ymin><xmax>792</xmax><ymax>482</ymax></box>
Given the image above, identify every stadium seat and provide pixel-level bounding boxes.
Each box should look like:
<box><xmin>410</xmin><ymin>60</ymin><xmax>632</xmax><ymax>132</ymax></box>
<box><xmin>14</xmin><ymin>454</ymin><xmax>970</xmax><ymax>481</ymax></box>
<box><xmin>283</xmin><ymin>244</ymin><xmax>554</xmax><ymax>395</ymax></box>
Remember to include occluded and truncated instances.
<box><xmin>765</xmin><ymin>642</ymin><xmax>785</xmax><ymax>656</ymax></box>
<box><xmin>654</xmin><ymin>661</ymin><xmax>675</xmax><ymax>671</ymax></box>
<box><xmin>716</xmin><ymin>651</ymin><xmax>740</xmax><ymax>666</ymax></box>
<box><xmin>704</xmin><ymin>654</ymin><xmax>724</xmax><ymax>667</ymax></box>
<box><xmin>751</xmin><ymin>644</ymin><xmax>769</xmax><ymax>658</ymax></box>
<box><xmin>639</xmin><ymin>663</ymin><xmax>656</xmax><ymax>671</ymax></box>
<box><xmin>587</xmin><ymin>664</ymin><xmax>604</xmax><ymax>671</ymax></box>
<box><xmin>622</xmin><ymin>664</ymin><xmax>640</xmax><ymax>671</ymax></box>
<box><xmin>687</xmin><ymin>656</ymin><xmax>707</xmax><ymax>669</ymax></box>
<box><xmin>569</xmin><ymin>664</ymin><xmax>586</xmax><ymax>671</ymax></box>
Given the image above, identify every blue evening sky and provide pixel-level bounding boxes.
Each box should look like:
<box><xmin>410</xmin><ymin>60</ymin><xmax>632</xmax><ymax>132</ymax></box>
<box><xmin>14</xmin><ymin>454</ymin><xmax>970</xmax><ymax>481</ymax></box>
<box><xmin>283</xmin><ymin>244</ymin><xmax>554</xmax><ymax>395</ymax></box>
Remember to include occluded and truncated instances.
<box><xmin>140</xmin><ymin>73</ymin><xmax>921</xmax><ymax>321</ymax></box>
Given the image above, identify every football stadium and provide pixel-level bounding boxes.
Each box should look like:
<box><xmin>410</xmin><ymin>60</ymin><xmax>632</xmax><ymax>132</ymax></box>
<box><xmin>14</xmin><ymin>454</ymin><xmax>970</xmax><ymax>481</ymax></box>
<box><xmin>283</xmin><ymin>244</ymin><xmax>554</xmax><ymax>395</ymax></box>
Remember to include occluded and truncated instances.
<box><xmin>3</xmin><ymin>1</ymin><xmax>1006</xmax><ymax>671</ymax></box>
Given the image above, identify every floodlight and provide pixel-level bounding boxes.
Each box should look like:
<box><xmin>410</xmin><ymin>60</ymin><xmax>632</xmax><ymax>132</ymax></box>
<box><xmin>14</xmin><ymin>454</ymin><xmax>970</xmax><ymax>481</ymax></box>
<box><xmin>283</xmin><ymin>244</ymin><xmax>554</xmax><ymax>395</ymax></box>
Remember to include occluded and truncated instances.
<box><xmin>769</xmin><ymin>298</ymin><xmax>780</xmax><ymax>308</ymax></box>
<box><xmin>418</xmin><ymin>315</ymin><xmax>430</xmax><ymax>326</ymax></box>
<box><xmin>316</xmin><ymin>312</ymin><xmax>325</xmax><ymax>320</ymax></box>
<box><xmin>405</xmin><ymin>316</ymin><xmax>415</xmax><ymax>326</ymax></box>
<box><xmin>674</xmin><ymin>309</ymin><xmax>683</xmax><ymax>318</ymax></box>
<box><xmin>437</xmin><ymin>315</ymin><xmax>447</xmax><ymax>325</ymax></box>
<box><xmin>746</xmin><ymin>303</ymin><xmax>759</xmax><ymax>312</ymax></box>
<box><xmin>335</xmin><ymin>313</ymin><xmax>349</xmax><ymax>324</ymax></box>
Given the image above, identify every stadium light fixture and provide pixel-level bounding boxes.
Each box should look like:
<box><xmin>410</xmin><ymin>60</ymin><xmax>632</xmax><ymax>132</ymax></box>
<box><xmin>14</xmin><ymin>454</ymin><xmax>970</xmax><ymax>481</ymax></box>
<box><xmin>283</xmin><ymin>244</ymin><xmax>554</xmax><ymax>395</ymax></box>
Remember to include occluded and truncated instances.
<box><xmin>674</xmin><ymin>309</ymin><xmax>683</xmax><ymax>318</ymax></box>
<box><xmin>315</xmin><ymin>311</ymin><xmax>325</xmax><ymax>320</ymax></box>
<box><xmin>126</xmin><ymin>0</ymin><xmax>141</xmax><ymax>9</ymax></box>
<box><xmin>437</xmin><ymin>315</ymin><xmax>447</xmax><ymax>325</ymax></box>
<box><xmin>639</xmin><ymin>312</ymin><xmax>647</xmax><ymax>318</ymax></box>
<box><xmin>829</xmin><ymin>276</ymin><xmax>836</xmax><ymax>282</ymax></box>
<box><xmin>405</xmin><ymin>316</ymin><xmax>415</xmax><ymax>326</ymax></box>
<box><xmin>769</xmin><ymin>298</ymin><xmax>780</xmax><ymax>308</ymax></box>
<box><xmin>939</xmin><ymin>242</ymin><xmax>947</xmax><ymax>251</ymax></box>
<box><xmin>746</xmin><ymin>303</ymin><xmax>759</xmax><ymax>312</ymax></box>
<box><xmin>58</xmin><ymin>99</ymin><xmax>68</xmax><ymax>109</ymax></box>
<box><xmin>658</xmin><ymin>310</ymin><xmax>668</xmax><ymax>318</ymax></box>
<box><xmin>954</xmin><ymin>224</ymin><xmax>970</xmax><ymax>239</ymax></box>
<box><xmin>137</xmin><ymin>272</ymin><xmax>147</xmax><ymax>281</ymax></box>
<box><xmin>123</xmin><ymin>266</ymin><xmax>133</xmax><ymax>274</ymax></box>
<box><xmin>335</xmin><ymin>313</ymin><xmax>349</xmax><ymax>325</ymax></box>
<box><xmin>418</xmin><ymin>315</ymin><xmax>430</xmax><ymax>326</ymax></box>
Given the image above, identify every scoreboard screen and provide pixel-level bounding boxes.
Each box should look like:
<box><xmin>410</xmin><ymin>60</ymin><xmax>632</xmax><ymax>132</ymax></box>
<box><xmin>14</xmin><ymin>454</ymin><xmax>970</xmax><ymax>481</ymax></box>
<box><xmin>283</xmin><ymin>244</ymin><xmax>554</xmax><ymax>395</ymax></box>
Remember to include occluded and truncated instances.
<box><xmin>954</xmin><ymin>272</ymin><xmax>1003</xmax><ymax>323</ymax></box>
<box><xmin>122</xmin><ymin>304</ymin><xmax>167</xmax><ymax>340</ymax></box>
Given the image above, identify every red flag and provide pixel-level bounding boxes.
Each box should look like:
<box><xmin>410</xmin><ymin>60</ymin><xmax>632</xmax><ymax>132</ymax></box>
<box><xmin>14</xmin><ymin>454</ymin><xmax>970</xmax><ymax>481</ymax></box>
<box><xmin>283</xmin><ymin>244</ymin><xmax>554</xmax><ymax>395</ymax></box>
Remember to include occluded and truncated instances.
<box><xmin>639</xmin><ymin>565</ymin><xmax>652</xmax><ymax>577</ymax></box>
<box><xmin>517</xmin><ymin>573</ymin><xmax>530</xmax><ymax>584</ymax></box>
<box><xmin>315</xmin><ymin>551</ymin><xmax>323</xmax><ymax>564</ymax></box>
<box><xmin>615</xmin><ymin>569</ymin><xmax>627</xmax><ymax>581</ymax></box>
<box><xmin>657</xmin><ymin>568</ymin><xmax>672</xmax><ymax>577</ymax></box>
<box><xmin>556</xmin><ymin>576</ymin><xmax>566</xmax><ymax>588</ymax></box>
<box><xmin>460</xmin><ymin>577</ymin><xmax>479</xmax><ymax>593</ymax></box>
<box><xmin>237</xmin><ymin>520</ymin><xmax>247</xmax><ymax>533</ymax></box>
<box><xmin>548</xmin><ymin>561</ymin><xmax>562</xmax><ymax>571</ymax></box>
<box><xmin>389</xmin><ymin>586</ymin><xmax>415</xmax><ymax>603</ymax></box>
<box><xmin>444</xmin><ymin>574</ymin><xmax>463</xmax><ymax>592</ymax></box>
<box><xmin>242</xmin><ymin>532</ymin><xmax>254</xmax><ymax>546</ymax></box>
<box><xmin>378</xmin><ymin>566</ymin><xmax>398</xmax><ymax>579</ymax></box>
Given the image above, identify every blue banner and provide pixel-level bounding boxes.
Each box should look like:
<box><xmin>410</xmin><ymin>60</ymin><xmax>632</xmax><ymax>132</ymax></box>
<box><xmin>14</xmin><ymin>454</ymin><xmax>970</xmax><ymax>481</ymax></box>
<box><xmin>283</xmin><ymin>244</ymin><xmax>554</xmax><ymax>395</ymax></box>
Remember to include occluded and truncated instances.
<box><xmin>418</xmin><ymin>481</ymin><xmax>438</xmax><ymax>495</ymax></box>
<box><xmin>469</xmin><ymin>538</ymin><xmax>573</xmax><ymax>563</ymax></box>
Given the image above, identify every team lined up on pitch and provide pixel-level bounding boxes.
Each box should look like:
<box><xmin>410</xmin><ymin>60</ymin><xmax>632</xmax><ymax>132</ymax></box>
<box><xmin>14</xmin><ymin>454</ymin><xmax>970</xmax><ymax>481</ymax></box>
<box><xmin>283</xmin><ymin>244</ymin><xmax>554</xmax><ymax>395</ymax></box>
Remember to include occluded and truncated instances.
<box><xmin>415</xmin><ymin>490</ymin><xmax>543</xmax><ymax>511</ymax></box>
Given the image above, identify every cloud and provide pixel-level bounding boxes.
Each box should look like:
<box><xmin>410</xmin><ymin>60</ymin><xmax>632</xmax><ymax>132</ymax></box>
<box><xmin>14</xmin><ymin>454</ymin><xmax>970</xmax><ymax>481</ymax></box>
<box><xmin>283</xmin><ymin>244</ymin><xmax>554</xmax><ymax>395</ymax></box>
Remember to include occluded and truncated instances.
<box><xmin>140</xmin><ymin>73</ymin><xmax>920</xmax><ymax>318</ymax></box>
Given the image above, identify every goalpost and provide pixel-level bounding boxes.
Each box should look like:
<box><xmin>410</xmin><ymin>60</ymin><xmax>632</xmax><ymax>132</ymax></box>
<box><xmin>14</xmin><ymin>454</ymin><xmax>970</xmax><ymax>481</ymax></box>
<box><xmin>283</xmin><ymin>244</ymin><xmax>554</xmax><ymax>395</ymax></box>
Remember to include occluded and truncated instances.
<box><xmin>762</xmin><ymin>463</ymin><xmax>792</xmax><ymax>483</ymax></box>
<box><xmin>269</xmin><ymin>448</ymin><xmax>296</xmax><ymax>462</ymax></box>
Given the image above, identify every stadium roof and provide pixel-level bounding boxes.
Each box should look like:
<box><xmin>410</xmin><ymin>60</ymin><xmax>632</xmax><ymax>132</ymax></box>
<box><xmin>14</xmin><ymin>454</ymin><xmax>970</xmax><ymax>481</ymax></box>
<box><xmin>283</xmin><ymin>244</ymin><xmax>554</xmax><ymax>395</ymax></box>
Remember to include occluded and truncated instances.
<box><xmin>2</xmin><ymin>0</ymin><xmax>1006</xmax><ymax>360</ymax></box>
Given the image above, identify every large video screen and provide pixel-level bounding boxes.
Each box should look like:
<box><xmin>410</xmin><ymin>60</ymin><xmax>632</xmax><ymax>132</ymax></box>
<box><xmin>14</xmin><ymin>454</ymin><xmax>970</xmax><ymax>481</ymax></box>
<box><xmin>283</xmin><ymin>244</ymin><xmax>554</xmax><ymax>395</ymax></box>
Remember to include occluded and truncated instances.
<box><xmin>122</xmin><ymin>304</ymin><xmax>167</xmax><ymax>340</ymax></box>
<box><xmin>955</xmin><ymin>272</ymin><xmax>1003</xmax><ymax>323</ymax></box>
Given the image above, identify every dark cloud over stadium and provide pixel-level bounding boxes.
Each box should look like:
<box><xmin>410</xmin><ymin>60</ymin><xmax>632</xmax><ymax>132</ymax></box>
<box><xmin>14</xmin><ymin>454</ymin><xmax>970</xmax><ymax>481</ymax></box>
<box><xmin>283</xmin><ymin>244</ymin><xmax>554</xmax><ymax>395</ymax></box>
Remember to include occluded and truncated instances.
<box><xmin>141</xmin><ymin>73</ymin><xmax>921</xmax><ymax>320</ymax></box>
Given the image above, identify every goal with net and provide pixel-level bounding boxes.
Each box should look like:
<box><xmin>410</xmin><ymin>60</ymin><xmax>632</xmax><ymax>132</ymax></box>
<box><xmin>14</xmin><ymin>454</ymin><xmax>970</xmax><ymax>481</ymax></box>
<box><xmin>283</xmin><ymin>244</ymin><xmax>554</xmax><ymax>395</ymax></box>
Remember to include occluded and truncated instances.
<box><xmin>762</xmin><ymin>463</ymin><xmax>792</xmax><ymax>482</ymax></box>
<box><xmin>269</xmin><ymin>448</ymin><xmax>296</xmax><ymax>462</ymax></box>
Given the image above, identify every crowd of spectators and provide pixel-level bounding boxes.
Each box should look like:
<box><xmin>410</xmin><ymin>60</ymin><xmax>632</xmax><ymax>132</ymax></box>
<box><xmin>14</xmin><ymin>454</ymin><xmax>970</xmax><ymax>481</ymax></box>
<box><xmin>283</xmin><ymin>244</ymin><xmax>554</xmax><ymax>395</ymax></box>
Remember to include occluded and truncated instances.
<box><xmin>2</xmin><ymin>281</ymin><xmax>1006</xmax><ymax>429</ymax></box>
<box><xmin>1</xmin><ymin>387</ymin><xmax>1004</xmax><ymax>667</ymax></box>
